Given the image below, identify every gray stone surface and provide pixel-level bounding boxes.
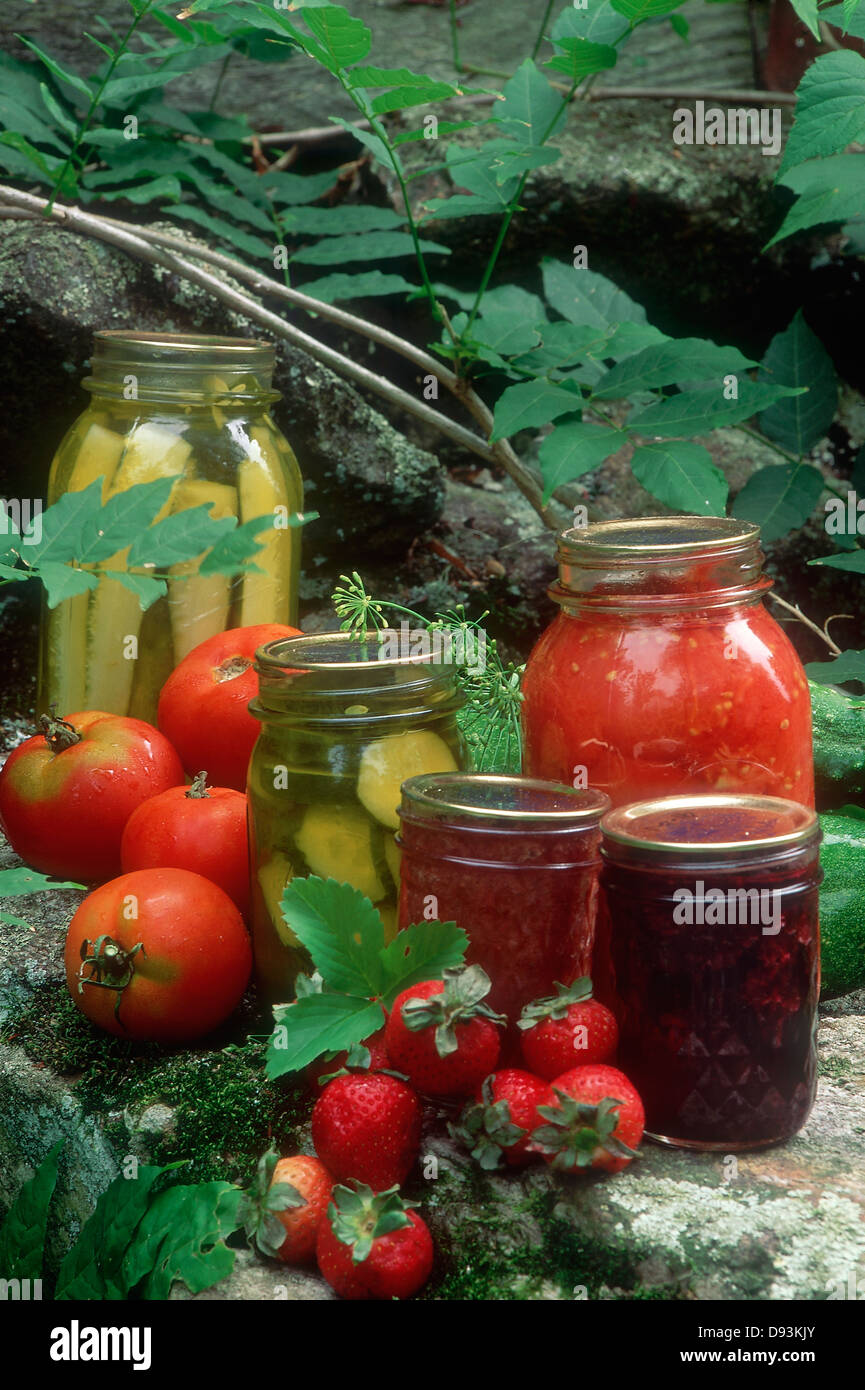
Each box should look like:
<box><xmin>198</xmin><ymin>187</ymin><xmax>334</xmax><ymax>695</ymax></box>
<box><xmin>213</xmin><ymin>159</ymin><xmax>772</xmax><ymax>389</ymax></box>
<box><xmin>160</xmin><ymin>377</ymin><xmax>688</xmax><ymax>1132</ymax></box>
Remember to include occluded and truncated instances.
<box><xmin>0</xmin><ymin>1</ymin><xmax>762</xmax><ymax>135</ymax></box>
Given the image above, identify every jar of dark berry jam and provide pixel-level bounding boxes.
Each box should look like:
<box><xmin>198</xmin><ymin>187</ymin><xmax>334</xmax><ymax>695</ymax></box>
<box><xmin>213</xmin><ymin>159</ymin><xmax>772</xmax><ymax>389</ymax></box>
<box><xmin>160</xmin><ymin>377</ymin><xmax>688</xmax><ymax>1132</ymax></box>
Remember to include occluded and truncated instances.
<box><xmin>522</xmin><ymin>518</ymin><xmax>814</xmax><ymax>809</ymax></box>
<box><xmin>598</xmin><ymin>794</ymin><xmax>821</xmax><ymax>1150</ymax></box>
<box><xmin>397</xmin><ymin>775</ymin><xmax>610</xmax><ymax>1038</ymax></box>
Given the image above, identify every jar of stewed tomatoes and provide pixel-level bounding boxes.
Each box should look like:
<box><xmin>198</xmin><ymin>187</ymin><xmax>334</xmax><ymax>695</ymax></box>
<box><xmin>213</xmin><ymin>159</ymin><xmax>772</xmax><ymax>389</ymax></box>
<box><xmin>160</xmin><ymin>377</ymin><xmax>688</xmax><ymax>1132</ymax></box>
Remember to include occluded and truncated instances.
<box><xmin>521</xmin><ymin>518</ymin><xmax>814</xmax><ymax>809</ymax></box>
<box><xmin>396</xmin><ymin>774</ymin><xmax>610</xmax><ymax>1039</ymax></box>
<box><xmin>247</xmin><ymin>632</ymin><xmax>467</xmax><ymax>1001</ymax></box>
<box><xmin>598</xmin><ymin>794</ymin><xmax>821</xmax><ymax>1150</ymax></box>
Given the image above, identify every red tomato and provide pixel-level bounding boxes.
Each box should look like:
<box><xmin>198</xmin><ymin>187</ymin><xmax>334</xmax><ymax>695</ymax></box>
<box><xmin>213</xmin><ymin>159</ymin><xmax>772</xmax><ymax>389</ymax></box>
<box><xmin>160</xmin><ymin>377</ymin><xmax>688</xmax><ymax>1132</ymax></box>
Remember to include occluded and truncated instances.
<box><xmin>157</xmin><ymin>623</ymin><xmax>300</xmax><ymax>791</ymax></box>
<box><xmin>64</xmin><ymin>867</ymin><xmax>252</xmax><ymax>1041</ymax></box>
<box><xmin>0</xmin><ymin>711</ymin><xmax>184</xmax><ymax>882</ymax></box>
<box><xmin>120</xmin><ymin>771</ymin><xmax>249</xmax><ymax>917</ymax></box>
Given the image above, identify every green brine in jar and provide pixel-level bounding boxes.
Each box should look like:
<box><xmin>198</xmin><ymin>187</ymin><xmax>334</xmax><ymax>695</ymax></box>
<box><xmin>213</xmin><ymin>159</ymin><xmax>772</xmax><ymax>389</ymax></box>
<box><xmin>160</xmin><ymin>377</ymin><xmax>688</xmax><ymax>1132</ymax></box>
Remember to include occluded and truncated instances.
<box><xmin>247</xmin><ymin>631</ymin><xmax>468</xmax><ymax>1001</ymax></box>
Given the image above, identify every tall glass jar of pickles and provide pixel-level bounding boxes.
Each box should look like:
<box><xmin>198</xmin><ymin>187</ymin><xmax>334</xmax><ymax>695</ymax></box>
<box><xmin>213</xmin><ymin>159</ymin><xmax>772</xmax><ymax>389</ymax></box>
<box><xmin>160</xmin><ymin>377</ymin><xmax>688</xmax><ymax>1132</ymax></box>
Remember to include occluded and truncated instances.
<box><xmin>38</xmin><ymin>332</ymin><xmax>303</xmax><ymax>725</ymax></box>
<box><xmin>248</xmin><ymin>632</ymin><xmax>467</xmax><ymax>1001</ymax></box>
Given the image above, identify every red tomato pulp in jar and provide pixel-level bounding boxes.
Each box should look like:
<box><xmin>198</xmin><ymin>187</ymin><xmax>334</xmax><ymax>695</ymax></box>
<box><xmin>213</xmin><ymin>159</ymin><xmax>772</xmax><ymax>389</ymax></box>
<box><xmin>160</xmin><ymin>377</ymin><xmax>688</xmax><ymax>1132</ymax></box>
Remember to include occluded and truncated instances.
<box><xmin>522</xmin><ymin>518</ymin><xmax>814</xmax><ymax>809</ymax></box>
<box><xmin>397</xmin><ymin>774</ymin><xmax>610</xmax><ymax>1043</ymax></box>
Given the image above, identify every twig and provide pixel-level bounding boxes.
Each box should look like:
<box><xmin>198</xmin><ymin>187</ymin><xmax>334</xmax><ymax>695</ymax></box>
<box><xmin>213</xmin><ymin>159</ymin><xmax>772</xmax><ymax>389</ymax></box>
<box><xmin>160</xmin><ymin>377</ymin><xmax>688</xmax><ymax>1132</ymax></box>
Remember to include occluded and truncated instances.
<box><xmin>0</xmin><ymin>187</ymin><xmax>566</xmax><ymax>530</ymax></box>
<box><xmin>768</xmin><ymin>592</ymin><xmax>843</xmax><ymax>655</ymax></box>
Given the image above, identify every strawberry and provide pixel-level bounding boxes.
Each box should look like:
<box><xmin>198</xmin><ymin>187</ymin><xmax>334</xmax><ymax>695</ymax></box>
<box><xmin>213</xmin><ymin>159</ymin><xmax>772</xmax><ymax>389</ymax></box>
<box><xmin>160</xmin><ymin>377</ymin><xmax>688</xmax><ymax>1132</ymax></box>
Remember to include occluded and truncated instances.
<box><xmin>531</xmin><ymin>1064</ymin><xmax>645</xmax><ymax>1174</ymax></box>
<box><xmin>311</xmin><ymin>1071</ymin><xmax>422</xmax><ymax>1191</ymax></box>
<box><xmin>518</xmin><ymin>978</ymin><xmax>619</xmax><ymax>1081</ymax></box>
<box><xmin>451</xmin><ymin>1069</ymin><xmax>555</xmax><ymax>1169</ymax></box>
<box><xmin>239</xmin><ymin>1149</ymin><xmax>333</xmax><ymax>1263</ymax></box>
<box><xmin>316</xmin><ymin>1184</ymin><xmax>433</xmax><ymax>1301</ymax></box>
<box><xmin>384</xmin><ymin>966</ymin><xmax>505</xmax><ymax>1098</ymax></box>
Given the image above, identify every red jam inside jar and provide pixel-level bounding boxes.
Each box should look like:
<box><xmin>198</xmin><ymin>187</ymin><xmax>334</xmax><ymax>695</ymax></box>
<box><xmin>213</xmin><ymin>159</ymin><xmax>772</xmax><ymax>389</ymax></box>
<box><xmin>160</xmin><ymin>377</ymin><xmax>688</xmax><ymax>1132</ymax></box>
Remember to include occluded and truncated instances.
<box><xmin>598</xmin><ymin>795</ymin><xmax>821</xmax><ymax>1150</ymax></box>
<box><xmin>397</xmin><ymin>775</ymin><xmax>610</xmax><ymax>1043</ymax></box>
<box><xmin>522</xmin><ymin>518</ymin><xmax>814</xmax><ymax>809</ymax></box>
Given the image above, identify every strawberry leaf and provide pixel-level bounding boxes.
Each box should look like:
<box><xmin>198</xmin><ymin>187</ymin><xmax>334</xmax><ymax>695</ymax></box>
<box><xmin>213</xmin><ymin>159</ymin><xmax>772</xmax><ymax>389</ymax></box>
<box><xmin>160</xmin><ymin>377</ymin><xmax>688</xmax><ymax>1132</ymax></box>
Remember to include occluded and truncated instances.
<box><xmin>378</xmin><ymin>919</ymin><xmax>469</xmax><ymax>1008</ymax></box>
<box><xmin>281</xmin><ymin>876</ymin><xmax>388</xmax><ymax>996</ymax></box>
<box><xmin>266</xmin><ymin>995</ymin><xmax>384</xmax><ymax>1079</ymax></box>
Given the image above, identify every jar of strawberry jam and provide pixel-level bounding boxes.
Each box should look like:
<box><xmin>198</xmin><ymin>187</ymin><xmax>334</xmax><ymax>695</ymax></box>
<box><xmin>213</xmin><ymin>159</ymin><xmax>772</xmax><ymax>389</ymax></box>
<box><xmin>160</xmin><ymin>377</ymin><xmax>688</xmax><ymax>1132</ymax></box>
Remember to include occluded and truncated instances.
<box><xmin>598</xmin><ymin>794</ymin><xmax>821</xmax><ymax>1150</ymax></box>
<box><xmin>522</xmin><ymin>518</ymin><xmax>814</xmax><ymax>809</ymax></box>
<box><xmin>397</xmin><ymin>775</ymin><xmax>610</xmax><ymax>1037</ymax></box>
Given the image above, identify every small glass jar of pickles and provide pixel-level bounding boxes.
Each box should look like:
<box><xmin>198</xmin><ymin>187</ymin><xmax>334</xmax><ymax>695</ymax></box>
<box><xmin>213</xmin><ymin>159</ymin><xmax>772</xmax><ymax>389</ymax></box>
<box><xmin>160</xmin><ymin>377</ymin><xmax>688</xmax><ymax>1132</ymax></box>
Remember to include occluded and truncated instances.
<box><xmin>38</xmin><ymin>332</ymin><xmax>303</xmax><ymax>725</ymax></box>
<box><xmin>247</xmin><ymin>632</ymin><xmax>468</xmax><ymax>1001</ymax></box>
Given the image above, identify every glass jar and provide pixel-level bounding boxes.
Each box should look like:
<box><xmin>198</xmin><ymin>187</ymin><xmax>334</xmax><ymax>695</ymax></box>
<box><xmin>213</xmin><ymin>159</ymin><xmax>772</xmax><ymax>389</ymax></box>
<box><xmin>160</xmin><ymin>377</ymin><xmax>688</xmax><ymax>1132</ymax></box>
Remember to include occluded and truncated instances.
<box><xmin>397</xmin><ymin>774</ymin><xmax>610</xmax><ymax>1040</ymax></box>
<box><xmin>521</xmin><ymin>518</ymin><xmax>814</xmax><ymax>809</ymax></box>
<box><xmin>598</xmin><ymin>794</ymin><xmax>821</xmax><ymax>1150</ymax></box>
<box><xmin>38</xmin><ymin>332</ymin><xmax>304</xmax><ymax>725</ymax></box>
<box><xmin>247</xmin><ymin>631</ymin><xmax>468</xmax><ymax>1001</ymax></box>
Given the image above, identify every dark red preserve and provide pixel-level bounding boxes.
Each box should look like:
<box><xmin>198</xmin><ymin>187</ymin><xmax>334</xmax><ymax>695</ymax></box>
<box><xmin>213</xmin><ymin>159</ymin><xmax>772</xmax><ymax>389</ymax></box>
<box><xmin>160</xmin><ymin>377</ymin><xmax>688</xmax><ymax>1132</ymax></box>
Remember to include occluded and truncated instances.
<box><xmin>599</xmin><ymin>795</ymin><xmax>822</xmax><ymax>1150</ymax></box>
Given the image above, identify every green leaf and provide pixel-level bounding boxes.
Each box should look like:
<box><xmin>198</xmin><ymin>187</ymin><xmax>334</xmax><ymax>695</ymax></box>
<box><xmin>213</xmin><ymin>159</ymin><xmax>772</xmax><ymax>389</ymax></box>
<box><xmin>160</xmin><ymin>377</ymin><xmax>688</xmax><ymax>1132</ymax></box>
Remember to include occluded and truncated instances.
<box><xmin>541</xmin><ymin>259</ymin><xmax>649</xmax><ymax>331</ymax></box>
<box><xmin>291</xmin><ymin>230</ymin><xmax>448</xmax><ymax>265</ymax></box>
<box><xmin>805</xmin><ymin>649</ymin><xmax>865</xmax><ymax>685</ymax></box>
<box><xmin>779</xmin><ymin>51</ymin><xmax>865</xmax><ymax>173</ymax></box>
<box><xmin>670</xmin><ymin>13</ymin><xmax>690</xmax><ymax>37</ymax></box>
<box><xmin>0</xmin><ymin>133</ymin><xmax>75</xmax><ymax>194</ymax></box>
<box><xmin>610</xmin><ymin>0</ymin><xmax>687</xmax><ymax>20</ymax></box>
<box><xmin>539</xmin><ymin>422</ymin><xmax>622</xmax><ymax>500</ymax></box>
<box><xmin>787</xmin><ymin>0</ymin><xmax>822</xmax><ymax>40</ymax></box>
<box><xmin>299</xmin><ymin>271</ymin><xmax>416</xmax><ymax>303</ymax></box>
<box><xmin>328</xmin><ymin>117</ymin><xmax>391</xmax><ymax>167</ymax></box>
<box><xmin>821</xmin><ymin>3</ymin><xmax>865</xmax><ymax>39</ymax></box>
<box><xmin>197</xmin><ymin>513</ymin><xmax>277</xmax><ymax>577</ymax></box>
<box><xmin>370</xmin><ymin>82</ymin><xmax>460</xmax><ymax>115</ymax></box>
<box><xmin>630</xmin><ymin>441</ymin><xmax>729</xmax><ymax>515</ymax></box>
<box><xmin>266</xmin><ymin>995</ymin><xmax>385</xmax><ymax>1079</ymax></box>
<box><xmin>36</xmin><ymin>563</ymin><xmax>100</xmax><ymax>609</ymax></box>
<box><xmin>0</xmin><ymin>868</ymin><xmax>85</xmax><ymax>896</ymax></box>
<box><xmin>301</xmin><ymin>4</ymin><xmax>372</xmax><ymax>70</ymax></box>
<box><xmin>167</xmin><ymin>204</ymin><xmax>275</xmax><ymax>261</ymax></box>
<box><xmin>126</xmin><ymin>505</ymin><xmax>235</xmax><ymax>569</ymax></box>
<box><xmin>731</xmin><ymin>463</ymin><xmax>824</xmax><ymax>542</ymax></box>
<box><xmin>23</xmin><ymin>479</ymin><xmax>104</xmax><ymax>566</ymax></box>
<box><xmin>123</xmin><ymin>1182</ymin><xmax>243</xmax><ymax>1299</ymax></box>
<box><xmin>490</xmin><ymin>379</ymin><xmax>582</xmax><ymax>441</ymax></box>
<box><xmin>281</xmin><ymin>205</ymin><xmax>406</xmax><ymax>236</ymax></box>
<box><xmin>471</xmin><ymin>285</ymin><xmax>547</xmax><ymax>358</ymax></box>
<box><xmin>90</xmin><ymin>173</ymin><xmax>184</xmax><ymax>205</ymax></box>
<box><xmin>516</xmin><ymin>321</ymin><xmax>614</xmax><ymax>373</ymax></box>
<box><xmin>769</xmin><ymin>154</ymin><xmax>865</xmax><ymax>246</ymax></box>
<box><xmin>629</xmin><ymin>379</ymin><xmax>805</xmax><ymax>436</ymax></box>
<box><xmin>393</xmin><ymin>119</ymin><xmax>477</xmax><ymax>147</ymax></box>
<box><xmin>544</xmin><ymin>38</ymin><xmax>618</xmax><ymax>82</ymax></box>
<box><xmin>18</xmin><ymin>37</ymin><xmax>94</xmax><ymax>98</ymax></box>
<box><xmin>262</xmin><ymin>168</ymin><xmax>343</xmax><ymax>207</ymax></box>
<box><xmin>758</xmin><ymin>310</ymin><xmax>838</xmax><ymax>454</ymax></box>
<box><xmin>378</xmin><ymin>920</ymin><xmax>469</xmax><ymax>1009</ymax></box>
<box><xmin>280</xmin><ymin>876</ymin><xmax>387</xmax><ymax>996</ymax></box>
<box><xmin>0</xmin><ymin>1142</ymin><xmax>62</xmax><ymax>1282</ymax></box>
<box><xmin>55</xmin><ymin>1166</ymin><xmax>166</xmax><ymax>1300</ymax></box>
<box><xmin>808</xmin><ymin>551</ymin><xmax>865</xmax><ymax>573</ymax></box>
<box><xmin>105</xmin><ymin>570</ymin><xmax>168</xmax><ymax>612</ymax></box>
<box><xmin>592</xmin><ymin>338</ymin><xmax>757</xmax><ymax>400</ymax></box>
<box><xmin>495</xmin><ymin>58</ymin><xmax>567</xmax><ymax>145</ymax></box>
<box><xmin>485</xmin><ymin>144</ymin><xmax>563</xmax><ymax>183</ymax></box>
<box><xmin>74</xmin><ymin>476</ymin><xmax>179</xmax><ymax>563</ymax></box>
<box><xmin>551</xmin><ymin>2</ymin><xmax>629</xmax><ymax>44</ymax></box>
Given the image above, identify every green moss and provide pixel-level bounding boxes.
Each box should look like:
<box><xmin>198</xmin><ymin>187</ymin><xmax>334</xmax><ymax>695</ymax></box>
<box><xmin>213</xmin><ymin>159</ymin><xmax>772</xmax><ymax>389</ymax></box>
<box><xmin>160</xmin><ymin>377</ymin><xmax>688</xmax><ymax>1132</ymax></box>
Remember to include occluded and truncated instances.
<box><xmin>818</xmin><ymin>1053</ymin><xmax>856</xmax><ymax>1089</ymax></box>
<box><xmin>1</xmin><ymin>985</ymin><xmax>310</xmax><ymax>1184</ymax></box>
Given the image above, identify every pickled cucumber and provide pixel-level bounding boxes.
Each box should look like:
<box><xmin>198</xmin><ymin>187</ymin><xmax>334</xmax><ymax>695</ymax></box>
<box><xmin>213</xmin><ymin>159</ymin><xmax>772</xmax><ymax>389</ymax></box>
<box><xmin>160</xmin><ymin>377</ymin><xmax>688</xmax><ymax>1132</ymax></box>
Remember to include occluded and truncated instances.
<box><xmin>167</xmin><ymin>478</ymin><xmax>238</xmax><ymax>663</ymax></box>
<box><xmin>42</xmin><ymin>423</ymin><xmax>128</xmax><ymax>713</ymax></box>
<box><xmin>237</xmin><ymin>430</ymin><xmax>297</xmax><ymax>626</ymax></box>
<box><xmin>127</xmin><ymin>598</ymin><xmax>175</xmax><ymax>723</ymax></box>
<box><xmin>295</xmin><ymin>803</ymin><xmax>387</xmax><ymax>900</ymax></box>
<box><xmin>378</xmin><ymin>901</ymin><xmax>398</xmax><ymax>945</ymax></box>
<box><xmin>257</xmin><ymin>851</ymin><xmax>300</xmax><ymax>947</ymax></box>
<box><xmin>357</xmin><ymin>731</ymin><xmax>459</xmax><ymax>829</ymax></box>
<box><xmin>84</xmin><ymin>424</ymin><xmax>193</xmax><ymax>712</ymax></box>
<box><xmin>384</xmin><ymin>833</ymin><xmax>402</xmax><ymax>893</ymax></box>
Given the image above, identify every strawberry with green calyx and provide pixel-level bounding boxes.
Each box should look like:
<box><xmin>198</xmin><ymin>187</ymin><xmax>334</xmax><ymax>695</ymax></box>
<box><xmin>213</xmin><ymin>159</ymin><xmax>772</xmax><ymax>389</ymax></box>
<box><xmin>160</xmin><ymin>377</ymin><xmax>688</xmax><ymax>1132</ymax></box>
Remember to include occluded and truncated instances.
<box><xmin>530</xmin><ymin>1065</ymin><xmax>645</xmax><ymax>1174</ymax></box>
<box><xmin>451</xmin><ymin>1069</ymin><xmax>555</xmax><ymax>1170</ymax></box>
<box><xmin>306</xmin><ymin>1029</ymin><xmax>393</xmax><ymax>1089</ymax></box>
<box><xmin>518</xmin><ymin>978</ymin><xmax>619</xmax><ymax>1082</ymax></box>
<box><xmin>385</xmin><ymin>965</ymin><xmax>506</xmax><ymax>1098</ymax></box>
<box><xmin>311</xmin><ymin>1071</ymin><xmax>422</xmax><ymax>1191</ymax></box>
<box><xmin>238</xmin><ymin>1148</ymin><xmax>330</xmax><ymax>1263</ymax></box>
<box><xmin>316</xmin><ymin>1183</ymin><xmax>434</xmax><ymax>1300</ymax></box>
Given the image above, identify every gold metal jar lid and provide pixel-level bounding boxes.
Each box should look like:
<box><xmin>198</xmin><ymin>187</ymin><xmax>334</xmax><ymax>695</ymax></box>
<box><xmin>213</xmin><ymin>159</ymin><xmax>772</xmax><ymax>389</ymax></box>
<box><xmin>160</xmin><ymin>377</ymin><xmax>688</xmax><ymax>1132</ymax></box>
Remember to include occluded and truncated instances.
<box><xmin>400</xmin><ymin>773</ymin><xmax>610</xmax><ymax>826</ymax></box>
<box><xmin>600</xmin><ymin>794</ymin><xmax>820</xmax><ymax>868</ymax></box>
<box><xmin>558</xmin><ymin>517</ymin><xmax>761</xmax><ymax>561</ymax></box>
